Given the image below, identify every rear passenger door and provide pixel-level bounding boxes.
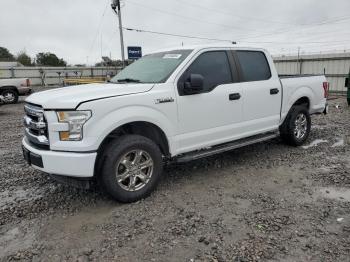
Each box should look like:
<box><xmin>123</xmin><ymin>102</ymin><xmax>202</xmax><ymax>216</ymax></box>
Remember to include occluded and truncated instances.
<box><xmin>234</xmin><ymin>50</ymin><xmax>281</xmax><ymax>133</ymax></box>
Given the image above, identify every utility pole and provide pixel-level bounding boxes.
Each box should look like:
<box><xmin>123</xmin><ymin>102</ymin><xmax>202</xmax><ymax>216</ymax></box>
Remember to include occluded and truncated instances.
<box><xmin>111</xmin><ymin>0</ymin><xmax>126</xmax><ymax>68</ymax></box>
<box><xmin>297</xmin><ymin>47</ymin><xmax>302</xmax><ymax>75</ymax></box>
<box><xmin>101</xmin><ymin>34</ymin><xmax>103</xmax><ymax>59</ymax></box>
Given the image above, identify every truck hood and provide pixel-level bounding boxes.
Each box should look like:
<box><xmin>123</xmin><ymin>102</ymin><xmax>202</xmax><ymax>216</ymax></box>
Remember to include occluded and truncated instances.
<box><xmin>26</xmin><ymin>83</ymin><xmax>155</xmax><ymax>109</ymax></box>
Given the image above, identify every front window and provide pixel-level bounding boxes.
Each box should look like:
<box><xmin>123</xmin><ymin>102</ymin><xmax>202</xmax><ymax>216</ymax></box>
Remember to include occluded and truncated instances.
<box><xmin>181</xmin><ymin>51</ymin><xmax>233</xmax><ymax>93</ymax></box>
<box><xmin>110</xmin><ymin>49</ymin><xmax>193</xmax><ymax>84</ymax></box>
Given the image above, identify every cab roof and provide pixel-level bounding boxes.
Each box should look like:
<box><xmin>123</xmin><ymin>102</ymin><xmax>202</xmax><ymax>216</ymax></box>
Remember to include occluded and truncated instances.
<box><xmin>147</xmin><ymin>43</ymin><xmax>268</xmax><ymax>55</ymax></box>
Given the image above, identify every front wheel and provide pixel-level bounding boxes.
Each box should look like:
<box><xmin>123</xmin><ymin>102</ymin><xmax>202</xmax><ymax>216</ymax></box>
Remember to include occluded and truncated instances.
<box><xmin>279</xmin><ymin>105</ymin><xmax>311</xmax><ymax>146</ymax></box>
<box><xmin>99</xmin><ymin>135</ymin><xmax>163</xmax><ymax>203</ymax></box>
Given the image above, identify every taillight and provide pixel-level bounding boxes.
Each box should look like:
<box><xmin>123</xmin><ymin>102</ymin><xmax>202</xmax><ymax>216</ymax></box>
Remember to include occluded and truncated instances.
<box><xmin>26</xmin><ymin>79</ymin><xmax>31</xmax><ymax>87</ymax></box>
<box><xmin>323</xmin><ymin>82</ymin><xmax>329</xmax><ymax>98</ymax></box>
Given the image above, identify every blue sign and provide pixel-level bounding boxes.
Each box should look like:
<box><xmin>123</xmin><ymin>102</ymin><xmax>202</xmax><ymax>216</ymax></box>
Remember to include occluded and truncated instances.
<box><xmin>127</xmin><ymin>46</ymin><xmax>142</xmax><ymax>60</ymax></box>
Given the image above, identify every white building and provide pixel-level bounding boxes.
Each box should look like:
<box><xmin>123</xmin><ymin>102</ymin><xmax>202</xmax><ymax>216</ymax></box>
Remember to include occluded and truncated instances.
<box><xmin>0</xmin><ymin>61</ymin><xmax>23</xmax><ymax>68</ymax></box>
<box><xmin>274</xmin><ymin>52</ymin><xmax>350</xmax><ymax>93</ymax></box>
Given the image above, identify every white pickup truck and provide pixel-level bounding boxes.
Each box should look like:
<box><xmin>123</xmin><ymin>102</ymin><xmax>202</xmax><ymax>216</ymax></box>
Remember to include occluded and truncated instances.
<box><xmin>0</xmin><ymin>78</ymin><xmax>32</xmax><ymax>104</ymax></box>
<box><xmin>22</xmin><ymin>45</ymin><xmax>328</xmax><ymax>202</ymax></box>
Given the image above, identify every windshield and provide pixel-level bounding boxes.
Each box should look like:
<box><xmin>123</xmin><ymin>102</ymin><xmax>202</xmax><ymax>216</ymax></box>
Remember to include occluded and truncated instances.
<box><xmin>111</xmin><ymin>49</ymin><xmax>193</xmax><ymax>84</ymax></box>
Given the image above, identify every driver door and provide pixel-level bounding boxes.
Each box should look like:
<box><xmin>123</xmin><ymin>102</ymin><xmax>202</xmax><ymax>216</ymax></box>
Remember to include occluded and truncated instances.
<box><xmin>174</xmin><ymin>50</ymin><xmax>243</xmax><ymax>154</ymax></box>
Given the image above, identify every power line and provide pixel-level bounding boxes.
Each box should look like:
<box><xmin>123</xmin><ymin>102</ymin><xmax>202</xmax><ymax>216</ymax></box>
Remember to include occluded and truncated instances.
<box><xmin>171</xmin><ymin>0</ymin><xmax>295</xmax><ymax>25</ymax></box>
<box><xmin>123</xmin><ymin>27</ymin><xmax>236</xmax><ymax>43</ymax></box>
<box><xmin>88</xmin><ymin>0</ymin><xmax>110</xmax><ymax>55</ymax></box>
<box><xmin>124</xmin><ymin>26</ymin><xmax>350</xmax><ymax>46</ymax></box>
<box><xmin>121</xmin><ymin>1</ymin><xmax>350</xmax><ymax>52</ymax></box>
<box><xmin>239</xmin><ymin>16</ymin><xmax>350</xmax><ymax>41</ymax></box>
<box><xmin>127</xmin><ymin>0</ymin><xmax>350</xmax><ymax>42</ymax></box>
<box><xmin>127</xmin><ymin>0</ymin><xmax>282</xmax><ymax>34</ymax></box>
<box><xmin>243</xmin><ymin>39</ymin><xmax>350</xmax><ymax>45</ymax></box>
<box><xmin>172</xmin><ymin>0</ymin><xmax>350</xmax><ymax>28</ymax></box>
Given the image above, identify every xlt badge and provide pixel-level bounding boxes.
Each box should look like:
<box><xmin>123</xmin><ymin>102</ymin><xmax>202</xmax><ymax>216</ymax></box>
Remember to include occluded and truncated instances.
<box><xmin>155</xmin><ymin>97</ymin><xmax>174</xmax><ymax>104</ymax></box>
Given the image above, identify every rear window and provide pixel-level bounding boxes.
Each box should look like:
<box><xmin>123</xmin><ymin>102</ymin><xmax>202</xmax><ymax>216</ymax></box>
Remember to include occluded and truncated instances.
<box><xmin>236</xmin><ymin>51</ymin><xmax>271</xmax><ymax>82</ymax></box>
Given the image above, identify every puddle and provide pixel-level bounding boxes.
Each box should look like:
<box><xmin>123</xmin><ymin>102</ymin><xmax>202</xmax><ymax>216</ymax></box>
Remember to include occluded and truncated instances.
<box><xmin>0</xmin><ymin>225</ymin><xmax>36</xmax><ymax>258</ymax></box>
<box><xmin>0</xmin><ymin>188</ymin><xmax>42</xmax><ymax>208</ymax></box>
<box><xmin>332</xmin><ymin>138</ymin><xmax>345</xmax><ymax>147</ymax></box>
<box><xmin>43</xmin><ymin>201</ymin><xmax>116</xmax><ymax>235</ymax></box>
<box><xmin>319</xmin><ymin>187</ymin><xmax>350</xmax><ymax>202</ymax></box>
<box><xmin>302</xmin><ymin>139</ymin><xmax>328</xmax><ymax>149</ymax></box>
<box><xmin>312</xmin><ymin>125</ymin><xmax>328</xmax><ymax>130</ymax></box>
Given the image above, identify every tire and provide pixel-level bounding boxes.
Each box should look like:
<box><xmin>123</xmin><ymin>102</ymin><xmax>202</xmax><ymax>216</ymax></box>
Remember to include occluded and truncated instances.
<box><xmin>99</xmin><ymin>135</ymin><xmax>163</xmax><ymax>203</ymax></box>
<box><xmin>279</xmin><ymin>105</ymin><xmax>311</xmax><ymax>146</ymax></box>
<box><xmin>1</xmin><ymin>89</ymin><xmax>18</xmax><ymax>104</ymax></box>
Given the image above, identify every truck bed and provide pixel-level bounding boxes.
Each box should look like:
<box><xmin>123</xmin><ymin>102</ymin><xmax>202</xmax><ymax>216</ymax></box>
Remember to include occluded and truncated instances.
<box><xmin>280</xmin><ymin>74</ymin><xmax>327</xmax><ymax>116</ymax></box>
<box><xmin>279</xmin><ymin>74</ymin><xmax>324</xmax><ymax>79</ymax></box>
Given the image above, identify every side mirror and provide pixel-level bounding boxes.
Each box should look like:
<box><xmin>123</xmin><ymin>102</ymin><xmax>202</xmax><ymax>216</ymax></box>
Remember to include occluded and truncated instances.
<box><xmin>184</xmin><ymin>74</ymin><xmax>204</xmax><ymax>94</ymax></box>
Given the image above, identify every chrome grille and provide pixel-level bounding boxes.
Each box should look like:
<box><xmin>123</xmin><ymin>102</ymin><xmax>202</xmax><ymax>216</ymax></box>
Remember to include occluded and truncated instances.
<box><xmin>24</xmin><ymin>103</ymin><xmax>49</xmax><ymax>148</ymax></box>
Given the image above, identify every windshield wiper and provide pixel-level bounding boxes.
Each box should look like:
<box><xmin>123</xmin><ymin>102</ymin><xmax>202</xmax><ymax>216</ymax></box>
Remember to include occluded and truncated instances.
<box><xmin>117</xmin><ymin>78</ymin><xmax>141</xmax><ymax>83</ymax></box>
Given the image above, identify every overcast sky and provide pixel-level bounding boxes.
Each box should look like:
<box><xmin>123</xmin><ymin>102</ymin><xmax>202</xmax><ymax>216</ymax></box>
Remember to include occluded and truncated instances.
<box><xmin>1</xmin><ymin>0</ymin><xmax>350</xmax><ymax>65</ymax></box>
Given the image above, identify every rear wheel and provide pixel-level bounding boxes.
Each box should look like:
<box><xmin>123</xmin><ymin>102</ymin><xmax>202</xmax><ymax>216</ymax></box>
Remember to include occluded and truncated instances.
<box><xmin>99</xmin><ymin>135</ymin><xmax>163</xmax><ymax>203</ymax></box>
<box><xmin>279</xmin><ymin>105</ymin><xmax>311</xmax><ymax>146</ymax></box>
<box><xmin>1</xmin><ymin>89</ymin><xmax>18</xmax><ymax>104</ymax></box>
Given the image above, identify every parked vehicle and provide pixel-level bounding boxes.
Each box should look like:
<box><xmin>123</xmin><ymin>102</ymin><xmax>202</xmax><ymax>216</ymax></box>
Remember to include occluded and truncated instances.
<box><xmin>0</xmin><ymin>78</ymin><xmax>32</xmax><ymax>104</ymax></box>
<box><xmin>22</xmin><ymin>45</ymin><xmax>328</xmax><ymax>202</ymax></box>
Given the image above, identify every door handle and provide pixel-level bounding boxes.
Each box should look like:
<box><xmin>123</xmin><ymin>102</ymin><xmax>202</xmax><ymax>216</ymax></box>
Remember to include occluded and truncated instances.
<box><xmin>270</xmin><ymin>88</ymin><xmax>280</xmax><ymax>95</ymax></box>
<box><xmin>229</xmin><ymin>93</ymin><xmax>241</xmax><ymax>100</ymax></box>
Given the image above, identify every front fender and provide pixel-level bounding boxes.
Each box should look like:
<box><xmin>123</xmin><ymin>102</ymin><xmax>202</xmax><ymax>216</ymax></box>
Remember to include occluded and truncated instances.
<box><xmin>91</xmin><ymin>105</ymin><xmax>174</xmax><ymax>142</ymax></box>
<box><xmin>48</xmin><ymin>82</ymin><xmax>178</xmax><ymax>153</ymax></box>
<box><xmin>49</xmin><ymin>104</ymin><xmax>177</xmax><ymax>153</ymax></box>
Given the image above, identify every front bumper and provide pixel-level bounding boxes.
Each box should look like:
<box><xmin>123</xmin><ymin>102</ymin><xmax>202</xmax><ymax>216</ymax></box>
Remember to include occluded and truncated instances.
<box><xmin>22</xmin><ymin>138</ymin><xmax>97</xmax><ymax>178</ymax></box>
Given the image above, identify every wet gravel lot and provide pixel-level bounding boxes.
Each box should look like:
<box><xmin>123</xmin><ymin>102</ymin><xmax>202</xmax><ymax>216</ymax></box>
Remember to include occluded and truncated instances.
<box><xmin>0</xmin><ymin>90</ymin><xmax>349</xmax><ymax>261</ymax></box>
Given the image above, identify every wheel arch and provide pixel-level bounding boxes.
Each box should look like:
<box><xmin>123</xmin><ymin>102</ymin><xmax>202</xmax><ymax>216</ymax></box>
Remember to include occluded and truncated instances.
<box><xmin>0</xmin><ymin>86</ymin><xmax>19</xmax><ymax>94</ymax></box>
<box><xmin>281</xmin><ymin>84</ymin><xmax>314</xmax><ymax>123</ymax></box>
<box><xmin>281</xmin><ymin>96</ymin><xmax>310</xmax><ymax>124</ymax></box>
<box><xmin>94</xmin><ymin>121</ymin><xmax>170</xmax><ymax>178</ymax></box>
<box><xmin>291</xmin><ymin>96</ymin><xmax>310</xmax><ymax>109</ymax></box>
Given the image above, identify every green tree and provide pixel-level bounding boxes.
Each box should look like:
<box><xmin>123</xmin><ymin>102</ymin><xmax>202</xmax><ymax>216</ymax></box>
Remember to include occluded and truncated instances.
<box><xmin>0</xmin><ymin>47</ymin><xmax>15</xmax><ymax>61</ymax></box>
<box><xmin>35</xmin><ymin>52</ymin><xmax>67</xmax><ymax>67</ymax></box>
<box><xmin>16</xmin><ymin>51</ymin><xmax>32</xmax><ymax>66</ymax></box>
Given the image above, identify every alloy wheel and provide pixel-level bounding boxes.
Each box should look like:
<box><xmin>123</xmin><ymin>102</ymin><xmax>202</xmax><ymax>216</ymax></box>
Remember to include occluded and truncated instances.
<box><xmin>294</xmin><ymin>113</ymin><xmax>308</xmax><ymax>139</ymax></box>
<box><xmin>115</xmin><ymin>150</ymin><xmax>154</xmax><ymax>192</ymax></box>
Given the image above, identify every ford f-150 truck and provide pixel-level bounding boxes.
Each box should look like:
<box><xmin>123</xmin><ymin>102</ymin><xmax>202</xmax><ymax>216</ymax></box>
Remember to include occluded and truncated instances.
<box><xmin>0</xmin><ymin>78</ymin><xmax>32</xmax><ymax>104</ymax></box>
<box><xmin>22</xmin><ymin>45</ymin><xmax>328</xmax><ymax>202</ymax></box>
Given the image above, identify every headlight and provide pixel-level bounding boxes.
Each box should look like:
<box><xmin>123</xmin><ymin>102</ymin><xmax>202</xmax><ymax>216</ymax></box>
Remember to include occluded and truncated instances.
<box><xmin>56</xmin><ymin>111</ymin><xmax>91</xmax><ymax>141</ymax></box>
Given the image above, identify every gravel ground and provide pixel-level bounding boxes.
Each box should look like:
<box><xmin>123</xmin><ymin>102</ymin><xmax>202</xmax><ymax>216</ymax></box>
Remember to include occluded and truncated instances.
<box><xmin>0</xmin><ymin>90</ymin><xmax>349</xmax><ymax>261</ymax></box>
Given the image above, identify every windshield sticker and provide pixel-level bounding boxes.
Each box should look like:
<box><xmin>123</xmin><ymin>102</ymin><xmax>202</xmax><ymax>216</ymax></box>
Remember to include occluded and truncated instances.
<box><xmin>163</xmin><ymin>54</ymin><xmax>182</xmax><ymax>59</ymax></box>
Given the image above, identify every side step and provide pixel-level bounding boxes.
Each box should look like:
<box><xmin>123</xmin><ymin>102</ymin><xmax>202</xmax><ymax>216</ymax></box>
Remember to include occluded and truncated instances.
<box><xmin>174</xmin><ymin>131</ymin><xmax>279</xmax><ymax>163</ymax></box>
